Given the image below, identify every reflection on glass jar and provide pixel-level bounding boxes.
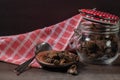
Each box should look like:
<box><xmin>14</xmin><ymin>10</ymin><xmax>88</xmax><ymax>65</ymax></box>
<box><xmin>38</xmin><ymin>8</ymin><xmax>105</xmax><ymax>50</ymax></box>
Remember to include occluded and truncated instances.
<box><xmin>76</xmin><ymin>20</ymin><xmax>119</xmax><ymax>64</ymax></box>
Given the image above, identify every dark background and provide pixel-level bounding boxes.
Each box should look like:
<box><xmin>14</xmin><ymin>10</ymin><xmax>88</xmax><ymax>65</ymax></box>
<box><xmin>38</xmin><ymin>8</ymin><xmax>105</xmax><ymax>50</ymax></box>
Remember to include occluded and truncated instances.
<box><xmin>0</xmin><ymin>0</ymin><xmax>120</xmax><ymax>36</ymax></box>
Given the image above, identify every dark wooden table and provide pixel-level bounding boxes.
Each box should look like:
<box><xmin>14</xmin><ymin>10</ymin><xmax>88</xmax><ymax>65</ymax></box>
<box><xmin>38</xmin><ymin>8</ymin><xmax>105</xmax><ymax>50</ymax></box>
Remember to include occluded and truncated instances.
<box><xmin>0</xmin><ymin>56</ymin><xmax>120</xmax><ymax>80</ymax></box>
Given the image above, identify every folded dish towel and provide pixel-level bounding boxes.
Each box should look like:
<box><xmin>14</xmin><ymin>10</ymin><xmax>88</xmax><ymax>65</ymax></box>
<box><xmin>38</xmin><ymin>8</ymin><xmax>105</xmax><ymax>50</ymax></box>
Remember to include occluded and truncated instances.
<box><xmin>0</xmin><ymin>14</ymin><xmax>82</xmax><ymax>68</ymax></box>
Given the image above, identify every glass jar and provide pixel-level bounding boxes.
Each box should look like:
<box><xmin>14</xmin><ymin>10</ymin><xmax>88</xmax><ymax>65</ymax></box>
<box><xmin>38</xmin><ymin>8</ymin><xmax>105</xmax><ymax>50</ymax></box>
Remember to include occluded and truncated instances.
<box><xmin>75</xmin><ymin>9</ymin><xmax>120</xmax><ymax>64</ymax></box>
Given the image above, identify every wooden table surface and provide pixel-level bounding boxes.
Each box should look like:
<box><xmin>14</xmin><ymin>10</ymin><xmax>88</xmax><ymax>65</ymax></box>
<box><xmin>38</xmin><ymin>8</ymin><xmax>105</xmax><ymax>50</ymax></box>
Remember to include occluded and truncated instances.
<box><xmin>0</xmin><ymin>56</ymin><xmax>120</xmax><ymax>80</ymax></box>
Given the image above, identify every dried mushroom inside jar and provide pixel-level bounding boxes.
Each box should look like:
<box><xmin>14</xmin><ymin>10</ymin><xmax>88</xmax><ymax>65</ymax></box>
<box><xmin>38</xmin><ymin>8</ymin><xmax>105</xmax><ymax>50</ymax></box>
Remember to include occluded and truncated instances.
<box><xmin>79</xmin><ymin>33</ymin><xmax>119</xmax><ymax>61</ymax></box>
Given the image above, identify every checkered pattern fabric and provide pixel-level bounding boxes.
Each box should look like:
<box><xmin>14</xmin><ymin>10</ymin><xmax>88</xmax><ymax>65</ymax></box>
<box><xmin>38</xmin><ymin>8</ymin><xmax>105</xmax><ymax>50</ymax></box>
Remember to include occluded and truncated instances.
<box><xmin>0</xmin><ymin>14</ymin><xmax>82</xmax><ymax>68</ymax></box>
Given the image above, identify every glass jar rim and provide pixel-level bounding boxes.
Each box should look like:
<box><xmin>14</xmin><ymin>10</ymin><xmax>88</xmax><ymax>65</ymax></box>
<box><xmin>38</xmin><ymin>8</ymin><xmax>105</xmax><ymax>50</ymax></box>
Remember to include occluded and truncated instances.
<box><xmin>79</xmin><ymin>20</ymin><xmax>120</xmax><ymax>34</ymax></box>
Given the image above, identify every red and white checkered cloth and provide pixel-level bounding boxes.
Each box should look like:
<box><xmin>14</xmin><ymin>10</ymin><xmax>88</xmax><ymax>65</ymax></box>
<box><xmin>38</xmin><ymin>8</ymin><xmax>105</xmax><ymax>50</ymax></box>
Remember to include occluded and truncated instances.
<box><xmin>0</xmin><ymin>14</ymin><xmax>82</xmax><ymax>68</ymax></box>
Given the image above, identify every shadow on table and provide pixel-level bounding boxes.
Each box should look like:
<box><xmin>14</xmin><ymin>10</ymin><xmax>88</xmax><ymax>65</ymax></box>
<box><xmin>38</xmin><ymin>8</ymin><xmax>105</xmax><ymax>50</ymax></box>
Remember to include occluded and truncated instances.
<box><xmin>81</xmin><ymin>56</ymin><xmax>120</xmax><ymax>74</ymax></box>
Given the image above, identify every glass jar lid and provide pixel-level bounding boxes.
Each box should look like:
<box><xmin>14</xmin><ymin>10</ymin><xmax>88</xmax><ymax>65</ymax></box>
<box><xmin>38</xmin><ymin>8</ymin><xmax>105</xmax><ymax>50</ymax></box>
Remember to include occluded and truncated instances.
<box><xmin>79</xmin><ymin>9</ymin><xmax>120</xmax><ymax>25</ymax></box>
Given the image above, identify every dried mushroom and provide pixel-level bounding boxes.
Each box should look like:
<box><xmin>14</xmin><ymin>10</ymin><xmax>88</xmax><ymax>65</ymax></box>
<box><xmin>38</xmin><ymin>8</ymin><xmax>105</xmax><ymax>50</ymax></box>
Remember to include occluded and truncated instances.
<box><xmin>67</xmin><ymin>64</ymin><xmax>78</xmax><ymax>75</ymax></box>
<box><xmin>43</xmin><ymin>50</ymin><xmax>79</xmax><ymax>65</ymax></box>
<box><xmin>79</xmin><ymin>33</ymin><xmax>118</xmax><ymax>61</ymax></box>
